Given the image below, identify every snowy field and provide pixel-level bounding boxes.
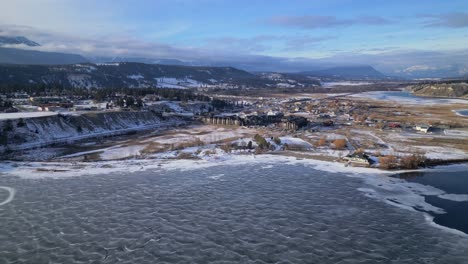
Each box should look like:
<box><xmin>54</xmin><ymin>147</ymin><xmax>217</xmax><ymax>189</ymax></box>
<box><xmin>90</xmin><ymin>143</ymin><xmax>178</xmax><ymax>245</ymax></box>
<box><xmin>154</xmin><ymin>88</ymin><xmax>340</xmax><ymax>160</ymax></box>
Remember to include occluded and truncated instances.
<box><xmin>321</xmin><ymin>81</ymin><xmax>372</xmax><ymax>88</ymax></box>
<box><xmin>0</xmin><ymin>111</ymin><xmax>57</xmax><ymax>120</ymax></box>
<box><xmin>40</xmin><ymin>125</ymin><xmax>258</xmax><ymax>161</ymax></box>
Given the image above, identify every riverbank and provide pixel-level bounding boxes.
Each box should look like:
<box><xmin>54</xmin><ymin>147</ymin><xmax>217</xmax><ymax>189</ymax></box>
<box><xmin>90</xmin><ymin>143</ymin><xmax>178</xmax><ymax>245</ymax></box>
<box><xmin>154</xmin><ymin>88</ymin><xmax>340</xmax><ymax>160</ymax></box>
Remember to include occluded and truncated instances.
<box><xmin>0</xmin><ymin>110</ymin><xmax>189</xmax><ymax>155</ymax></box>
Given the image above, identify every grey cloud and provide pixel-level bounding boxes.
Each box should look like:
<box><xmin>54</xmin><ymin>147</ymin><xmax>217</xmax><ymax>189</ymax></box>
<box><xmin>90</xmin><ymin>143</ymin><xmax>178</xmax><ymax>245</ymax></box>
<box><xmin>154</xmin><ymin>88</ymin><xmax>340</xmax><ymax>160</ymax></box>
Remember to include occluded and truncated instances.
<box><xmin>283</xmin><ymin>36</ymin><xmax>335</xmax><ymax>51</ymax></box>
<box><xmin>420</xmin><ymin>12</ymin><xmax>468</xmax><ymax>28</ymax></box>
<box><xmin>213</xmin><ymin>49</ymin><xmax>468</xmax><ymax>78</ymax></box>
<box><xmin>205</xmin><ymin>35</ymin><xmax>280</xmax><ymax>53</ymax></box>
<box><xmin>0</xmin><ymin>24</ymin><xmax>207</xmax><ymax>60</ymax></box>
<box><xmin>1</xmin><ymin>24</ymin><xmax>467</xmax><ymax>78</ymax></box>
<box><xmin>316</xmin><ymin>49</ymin><xmax>468</xmax><ymax>77</ymax></box>
<box><xmin>206</xmin><ymin>35</ymin><xmax>334</xmax><ymax>53</ymax></box>
<box><xmin>268</xmin><ymin>15</ymin><xmax>393</xmax><ymax>29</ymax></box>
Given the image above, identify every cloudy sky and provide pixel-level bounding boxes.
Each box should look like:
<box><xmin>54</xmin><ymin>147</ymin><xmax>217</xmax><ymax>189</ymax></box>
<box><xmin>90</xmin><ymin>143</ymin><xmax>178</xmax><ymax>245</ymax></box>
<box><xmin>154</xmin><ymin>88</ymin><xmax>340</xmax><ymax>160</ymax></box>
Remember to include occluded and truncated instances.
<box><xmin>0</xmin><ymin>0</ymin><xmax>467</xmax><ymax>76</ymax></box>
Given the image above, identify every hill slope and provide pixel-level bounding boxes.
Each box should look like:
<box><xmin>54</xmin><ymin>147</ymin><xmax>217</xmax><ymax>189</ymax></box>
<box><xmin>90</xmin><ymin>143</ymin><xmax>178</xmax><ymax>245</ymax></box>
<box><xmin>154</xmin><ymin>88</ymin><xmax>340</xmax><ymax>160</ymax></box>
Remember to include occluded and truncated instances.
<box><xmin>0</xmin><ymin>36</ymin><xmax>40</xmax><ymax>47</ymax></box>
<box><xmin>0</xmin><ymin>62</ymin><xmax>320</xmax><ymax>89</ymax></box>
<box><xmin>409</xmin><ymin>81</ymin><xmax>468</xmax><ymax>99</ymax></box>
<box><xmin>0</xmin><ymin>47</ymin><xmax>89</xmax><ymax>65</ymax></box>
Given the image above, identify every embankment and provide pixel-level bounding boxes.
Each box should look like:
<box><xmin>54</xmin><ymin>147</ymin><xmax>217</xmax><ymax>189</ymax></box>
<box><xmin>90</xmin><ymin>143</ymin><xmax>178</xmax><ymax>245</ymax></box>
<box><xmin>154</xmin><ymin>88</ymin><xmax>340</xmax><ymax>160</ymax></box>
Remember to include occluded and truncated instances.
<box><xmin>0</xmin><ymin>111</ymin><xmax>186</xmax><ymax>153</ymax></box>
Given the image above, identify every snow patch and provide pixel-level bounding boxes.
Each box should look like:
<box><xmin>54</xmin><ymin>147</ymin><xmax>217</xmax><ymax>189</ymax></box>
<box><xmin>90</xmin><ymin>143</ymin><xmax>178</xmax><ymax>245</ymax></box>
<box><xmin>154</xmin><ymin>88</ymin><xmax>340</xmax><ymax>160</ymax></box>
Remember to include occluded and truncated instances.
<box><xmin>322</xmin><ymin>81</ymin><xmax>372</xmax><ymax>88</ymax></box>
<box><xmin>0</xmin><ymin>186</ymin><xmax>16</xmax><ymax>206</ymax></box>
<box><xmin>438</xmin><ymin>194</ymin><xmax>468</xmax><ymax>202</ymax></box>
<box><xmin>0</xmin><ymin>112</ymin><xmax>57</xmax><ymax>120</ymax></box>
<box><xmin>127</xmin><ymin>74</ymin><xmax>144</xmax><ymax>80</ymax></box>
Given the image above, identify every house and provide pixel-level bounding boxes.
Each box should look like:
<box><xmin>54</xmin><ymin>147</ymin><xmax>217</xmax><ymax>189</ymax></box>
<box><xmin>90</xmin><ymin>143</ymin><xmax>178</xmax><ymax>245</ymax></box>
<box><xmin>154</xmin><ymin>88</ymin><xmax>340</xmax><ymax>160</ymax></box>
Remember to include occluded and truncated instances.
<box><xmin>280</xmin><ymin>116</ymin><xmax>308</xmax><ymax>130</ymax></box>
<box><xmin>388</xmin><ymin>123</ymin><xmax>401</xmax><ymax>129</ymax></box>
<box><xmin>343</xmin><ymin>153</ymin><xmax>372</xmax><ymax>167</ymax></box>
<box><xmin>415</xmin><ymin>124</ymin><xmax>431</xmax><ymax>133</ymax></box>
<box><xmin>267</xmin><ymin>110</ymin><xmax>283</xmax><ymax>117</ymax></box>
<box><xmin>322</xmin><ymin>120</ymin><xmax>334</xmax><ymax>126</ymax></box>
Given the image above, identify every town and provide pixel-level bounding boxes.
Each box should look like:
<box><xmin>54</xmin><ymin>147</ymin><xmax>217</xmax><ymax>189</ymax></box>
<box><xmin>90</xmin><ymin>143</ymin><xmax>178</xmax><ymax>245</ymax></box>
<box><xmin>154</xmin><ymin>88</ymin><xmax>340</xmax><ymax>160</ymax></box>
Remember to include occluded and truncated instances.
<box><xmin>1</xmin><ymin>83</ymin><xmax>467</xmax><ymax>170</ymax></box>
<box><xmin>2</xmin><ymin>2</ymin><xmax>468</xmax><ymax>263</ymax></box>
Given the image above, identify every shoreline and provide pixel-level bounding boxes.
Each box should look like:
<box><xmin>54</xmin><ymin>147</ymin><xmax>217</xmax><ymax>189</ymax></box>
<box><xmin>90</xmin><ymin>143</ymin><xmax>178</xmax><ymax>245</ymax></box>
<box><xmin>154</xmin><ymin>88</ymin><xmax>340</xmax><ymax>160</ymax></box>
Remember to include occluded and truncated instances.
<box><xmin>453</xmin><ymin>109</ymin><xmax>468</xmax><ymax>117</ymax></box>
<box><xmin>2</xmin><ymin>151</ymin><xmax>468</xmax><ymax>178</ymax></box>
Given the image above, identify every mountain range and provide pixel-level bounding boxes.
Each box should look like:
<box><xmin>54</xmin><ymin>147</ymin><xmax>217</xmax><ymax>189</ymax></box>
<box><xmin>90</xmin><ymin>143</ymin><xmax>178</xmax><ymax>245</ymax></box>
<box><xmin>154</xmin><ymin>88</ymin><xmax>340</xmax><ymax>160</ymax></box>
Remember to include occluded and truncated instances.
<box><xmin>0</xmin><ymin>47</ymin><xmax>89</xmax><ymax>65</ymax></box>
<box><xmin>0</xmin><ymin>62</ymin><xmax>322</xmax><ymax>89</ymax></box>
<box><xmin>0</xmin><ymin>35</ymin><xmax>392</xmax><ymax>81</ymax></box>
<box><xmin>0</xmin><ymin>36</ymin><xmax>40</xmax><ymax>47</ymax></box>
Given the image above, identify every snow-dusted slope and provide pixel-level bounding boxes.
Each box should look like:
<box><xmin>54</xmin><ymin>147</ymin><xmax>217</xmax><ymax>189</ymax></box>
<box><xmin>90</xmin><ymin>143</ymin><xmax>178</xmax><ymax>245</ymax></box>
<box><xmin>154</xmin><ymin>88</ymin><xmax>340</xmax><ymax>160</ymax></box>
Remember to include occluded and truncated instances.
<box><xmin>0</xmin><ymin>62</ymin><xmax>255</xmax><ymax>89</ymax></box>
<box><xmin>0</xmin><ymin>62</ymin><xmax>321</xmax><ymax>89</ymax></box>
<box><xmin>0</xmin><ymin>111</ymin><xmax>182</xmax><ymax>152</ymax></box>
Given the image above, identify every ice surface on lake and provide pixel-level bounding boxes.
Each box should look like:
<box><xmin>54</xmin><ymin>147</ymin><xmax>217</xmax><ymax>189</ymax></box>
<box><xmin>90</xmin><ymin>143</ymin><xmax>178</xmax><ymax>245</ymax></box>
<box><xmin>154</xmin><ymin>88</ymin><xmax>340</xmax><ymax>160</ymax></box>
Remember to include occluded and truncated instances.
<box><xmin>0</xmin><ymin>163</ymin><xmax>468</xmax><ymax>263</ymax></box>
<box><xmin>350</xmin><ymin>91</ymin><xmax>468</xmax><ymax>105</ymax></box>
<box><xmin>322</xmin><ymin>81</ymin><xmax>372</xmax><ymax>88</ymax></box>
<box><xmin>438</xmin><ymin>193</ymin><xmax>468</xmax><ymax>202</ymax></box>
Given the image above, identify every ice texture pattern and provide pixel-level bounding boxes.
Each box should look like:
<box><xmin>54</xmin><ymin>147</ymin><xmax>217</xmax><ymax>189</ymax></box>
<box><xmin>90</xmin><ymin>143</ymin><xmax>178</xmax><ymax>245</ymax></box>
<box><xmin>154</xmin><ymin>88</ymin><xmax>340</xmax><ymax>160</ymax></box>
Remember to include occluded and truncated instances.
<box><xmin>0</xmin><ymin>163</ymin><xmax>467</xmax><ymax>263</ymax></box>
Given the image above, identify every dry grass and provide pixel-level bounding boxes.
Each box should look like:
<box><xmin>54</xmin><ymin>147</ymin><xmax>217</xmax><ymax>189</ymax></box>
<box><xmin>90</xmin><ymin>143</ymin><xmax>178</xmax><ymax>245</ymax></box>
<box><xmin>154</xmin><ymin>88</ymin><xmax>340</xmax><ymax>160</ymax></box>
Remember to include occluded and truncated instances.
<box><xmin>409</xmin><ymin>137</ymin><xmax>468</xmax><ymax>151</ymax></box>
<box><xmin>141</xmin><ymin>142</ymin><xmax>166</xmax><ymax>154</ymax></box>
<box><xmin>212</xmin><ymin>137</ymin><xmax>241</xmax><ymax>144</ymax></box>
<box><xmin>332</xmin><ymin>139</ymin><xmax>347</xmax><ymax>149</ymax></box>
<box><xmin>359</xmin><ymin>101</ymin><xmax>468</xmax><ymax>126</ymax></box>
<box><xmin>272</xmin><ymin>151</ymin><xmax>337</xmax><ymax>162</ymax></box>
<box><xmin>175</xmin><ymin>152</ymin><xmax>198</xmax><ymax>159</ymax></box>
<box><xmin>172</xmin><ymin>138</ymin><xmax>204</xmax><ymax>150</ymax></box>
<box><xmin>82</xmin><ymin>152</ymin><xmax>102</xmax><ymax>161</ymax></box>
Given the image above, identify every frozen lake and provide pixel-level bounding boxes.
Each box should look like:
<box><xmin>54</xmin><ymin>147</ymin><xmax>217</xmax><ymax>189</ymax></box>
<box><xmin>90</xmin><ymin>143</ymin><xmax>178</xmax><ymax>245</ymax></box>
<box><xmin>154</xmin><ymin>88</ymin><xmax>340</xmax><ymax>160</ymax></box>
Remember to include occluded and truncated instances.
<box><xmin>321</xmin><ymin>81</ymin><xmax>373</xmax><ymax>88</ymax></box>
<box><xmin>1</xmin><ymin>163</ymin><xmax>468</xmax><ymax>263</ymax></box>
<box><xmin>350</xmin><ymin>91</ymin><xmax>468</xmax><ymax>104</ymax></box>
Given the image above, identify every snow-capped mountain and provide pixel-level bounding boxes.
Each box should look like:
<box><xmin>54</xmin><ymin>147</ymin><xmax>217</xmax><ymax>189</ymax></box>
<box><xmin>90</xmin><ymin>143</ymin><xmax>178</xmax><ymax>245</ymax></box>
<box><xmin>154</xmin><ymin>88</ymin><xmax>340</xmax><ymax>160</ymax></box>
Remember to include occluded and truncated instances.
<box><xmin>0</xmin><ymin>36</ymin><xmax>40</xmax><ymax>47</ymax></box>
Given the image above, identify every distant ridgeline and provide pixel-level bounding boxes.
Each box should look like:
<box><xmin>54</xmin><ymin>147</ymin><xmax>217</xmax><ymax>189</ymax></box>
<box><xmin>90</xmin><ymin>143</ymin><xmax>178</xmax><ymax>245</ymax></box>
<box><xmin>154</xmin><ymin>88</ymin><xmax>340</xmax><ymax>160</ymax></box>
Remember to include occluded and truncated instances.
<box><xmin>409</xmin><ymin>80</ymin><xmax>468</xmax><ymax>99</ymax></box>
<box><xmin>0</xmin><ymin>62</ymin><xmax>320</xmax><ymax>90</ymax></box>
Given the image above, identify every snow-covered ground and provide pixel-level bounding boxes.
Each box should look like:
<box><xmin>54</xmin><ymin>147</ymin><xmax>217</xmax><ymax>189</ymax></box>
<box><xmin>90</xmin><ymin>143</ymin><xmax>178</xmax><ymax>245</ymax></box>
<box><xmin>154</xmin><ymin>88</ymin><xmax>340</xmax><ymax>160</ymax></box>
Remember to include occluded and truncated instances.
<box><xmin>127</xmin><ymin>74</ymin><xmax>144</xmax><ymax>80</ymax></box>
<box><xmin>414</xmin><ymin>146</ymin><xmax>468</xmax><ymax>160</ymax></box>
<box><xmin>444</xmin><ymin>129</ymin><xmax>468</xmax><ymax>138</ymax></box>
<box><xmin>321</xmin><ymin>81</ymin><xmax>372</xmax><ymax>88</ymax></box>
<box><xmin>2</xmin><ymin>111</ymin><xmax>183</xmax><ymax>152</ymax></box>
<box><xmin>0</xmin><ymin>111</ymin><xmax>57</xmax><ymax>120</ymax></box>
<box><xmin>99</xmin><ymin>145</ymin><xmax>147</xmax><ymax>160</ymax></box>
<box><xmin>155</xmin><ymin>77</ymin><xmax>207</xmax><ymax>89</ymax></box>
<box><xmin>0</xmin><ymin>152</ymin><xmax>408</xmax><ymax>179</ymax></box>
<box><xmin>141</xmin><ymin>126</ymin><xmax>256</xmax><ymax>146</ymax></box>
<box><xmin>279</xmin><ymin>136</ymin><xmax>313</xmax><ymax>149</ymax></box>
